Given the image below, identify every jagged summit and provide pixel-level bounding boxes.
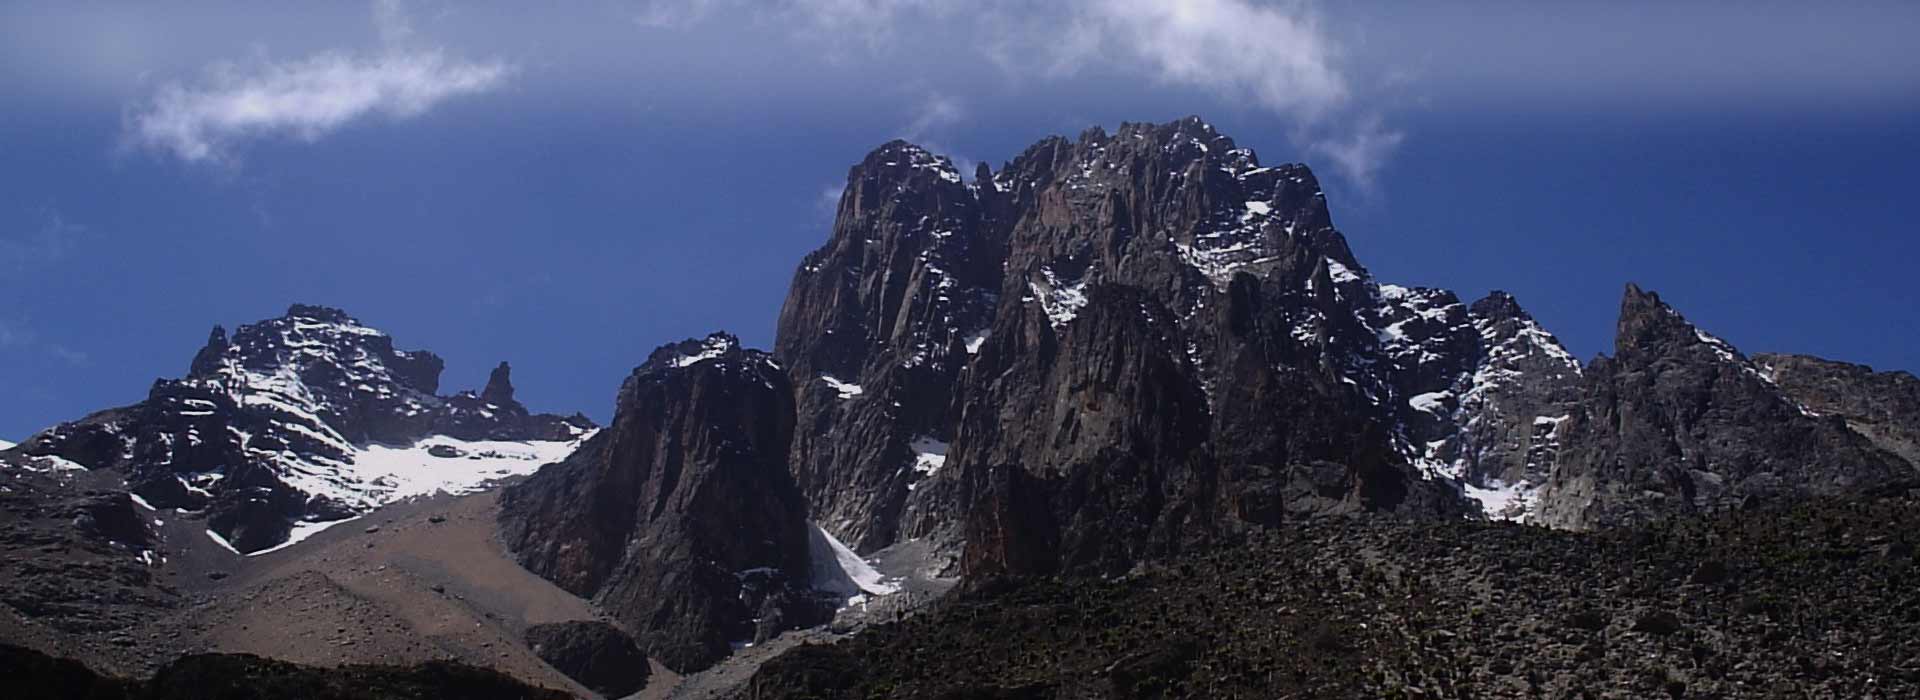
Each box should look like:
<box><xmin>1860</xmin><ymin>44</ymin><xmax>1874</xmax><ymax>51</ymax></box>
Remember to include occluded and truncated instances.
<box><xmin>774</xmin><ymin>116</ymin><xmax>1567</xmax><ymax>572</ymax></box>
<box><xmin>16</xmin><ymin>304</ymin><xmax>594</xmax><ymax>553</ymax></box>
<box><xmin>640</xmin><ymin>332</ymin><xmax>766</xmax><ymax>374</ymax></box>
<box><xmin>480</xmin><ymin>361</ymin><xmax>516</xmax><ymax>406</ymax></box>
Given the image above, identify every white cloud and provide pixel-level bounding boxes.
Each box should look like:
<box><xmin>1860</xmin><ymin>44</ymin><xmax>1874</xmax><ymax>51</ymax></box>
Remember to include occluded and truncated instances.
<box><xmin>126</xmin><ymin>2</ymin><xmax>510</xmax><ymax>164</ymax></box>
<box><xmin>1063</xmin><ymin>0</ymin><xmax>1348</xmax><ymax>120</ymax></box>
<box><xmin>1052</xmin><ymin>0</ymin><xmax>1397</xmax><ymax>187</ymax></box>
<box><xmin>764</xmin><ymin>0</ymin><xmax>1397</xmax><ymax>187</ymax></box>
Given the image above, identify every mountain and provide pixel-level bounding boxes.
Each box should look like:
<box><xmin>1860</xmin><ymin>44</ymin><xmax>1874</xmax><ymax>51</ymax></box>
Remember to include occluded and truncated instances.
<box><xmin>1534</xmin><ymin>285</ymin><xmax>1912</xmax><ymax>529</ymax></box>
<box><xmin>10</xmin><ymin>305</ymin><xmax>593</xmax><ymax>553</ymax></box>
<box><xmin>497</xmin><ymin>333</ymin><xmax>838</xmax><ymax>672</ymax></box>
<box><xmin>774</xmin><ymin>118</ymin><xmax>1594</xmax><ymax>578</ymax></box>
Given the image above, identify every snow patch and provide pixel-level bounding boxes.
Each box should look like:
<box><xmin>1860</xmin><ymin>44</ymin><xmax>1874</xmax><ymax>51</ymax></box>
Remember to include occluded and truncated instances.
<box><xmin>672</xmin><ymin>336</ymin><xmax>733</xmax><ymax>368</ymax></box>
<box><xmin>964</xmin><ymin>329</ymin><xmax>989</xmax><ymax>355</ymax></box>
<box><xmin>1030</xmin><ymin>267</ymin><xmax>1089</xmax><ymax>328</ymax></box>
<box><xmin>343</xmin><ymin>433</ymin><xmax>590</xmax><ymax>505</ymax></box>
<box><xmin>1325</xmin><ymin>258</ymin><xmax>1363</xmax><ymax>284</ymax></box>
<box><xmin>819</xmin><ymin>375</ymin><xmax>865</xmax><ymax>399</ymax></box>
<box><xmin>246</xmin><ymin>516</ymin><xmax>361</xmax><ymax>557</ymax></box>
<box><xmin>129</xmin><ymin>493</ymin><xmax>157</xmax><ymax>511</ymax></box>
<box><xmin>205</xmin><ymin>529</ymin><xmax>241</xmax><ymax>555</ymax></box>
<box><xmin>0</xmin><ymin>439</ymin><xmax>14</xmax><ymax>451</ymax></box>
<box><xmin>1409</xmin><ymin>392</ymin><xmax>1452</xmax><ymax>414</ymax></box>
<box><xmin>908</xmin><ymin>436</ymin><xmax>948</xmax><ymax>476</ymax></box>
<box><xmin>808</xmin><ymin>524</ymin><xmax>900</xmax><ymax>604</ymax></box>
<box><xmin>1464</xmin><ymin>480</ymin><xmax>1537</xmax><ymax>523</ymax></box>
<box><xmin>18</xmin><ymin>454</ymin><xmax>89</xmax><ymax>474</ymax></box>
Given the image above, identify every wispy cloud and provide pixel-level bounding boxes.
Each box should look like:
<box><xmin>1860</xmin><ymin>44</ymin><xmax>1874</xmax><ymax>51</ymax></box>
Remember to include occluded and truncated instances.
<box><xmin>902</xmin><ymin>91</ymin><xmax>963</xmax><ymax>140</ymax></box>
<box><xmin>1305</xmin><ymin>114</ymin><xmax>1404</xmax><ymax>193</ymax></box>
<box><xmin>633</xmin><ymin>0</ymin><xmax>722</xmax><ymax>28</ymax></box>
<box><xmin>816</xmin><ymin>183</ymin><xmax>845</xmax><ymax>218</ymax></box>
<box><xmin>0</xmin><ymin>319</ymin><xmax>90</xmax><ymax>367</ymax></box>
<box><xmin>125</xmin><ymin>1</ymin><xmax>511</xmax><ymax>164</ymax></box>
<box><xmin>0</xmin><ymin>210</ymin><xmax>83</xmax><ymax>275</ymax></box>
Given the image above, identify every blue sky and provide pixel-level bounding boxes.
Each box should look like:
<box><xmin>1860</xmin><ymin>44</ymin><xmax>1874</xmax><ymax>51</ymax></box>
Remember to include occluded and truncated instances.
<box><xmin>2</xmin><ymin>0</ymin><xmax>1917</xmax><ymax>439</ymax></box>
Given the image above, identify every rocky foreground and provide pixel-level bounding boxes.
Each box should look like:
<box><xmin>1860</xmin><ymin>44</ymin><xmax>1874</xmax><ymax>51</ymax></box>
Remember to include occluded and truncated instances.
<box><xmin>1</xmin><ymin>642</ymin><xmax>570</xmax><ymax>700</ymax></box>
<box><xmin>744</xmin><ymin>485</ymin><xmax>1920</xmax><ymax>699</ymax></box>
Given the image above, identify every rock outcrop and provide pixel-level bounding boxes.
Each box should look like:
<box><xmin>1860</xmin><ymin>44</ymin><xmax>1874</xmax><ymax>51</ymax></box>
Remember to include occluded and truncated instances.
<box><xmin>1754</xmin><ymin>353</ymin><xmax>1920</xmax><ymax>468</ymax></box>
<box><xmin>522</xmin><ymin>620</ymin><xmax>650</xmax><ymax>698</ymax></box>
<box><xmin>1535</xmin><ymin>285</ymin><xmax>1912</xmax><ymax>529</ymax></box>
<box><xmin>498</xmin><ymin>334</ymin><xmax>827</xmax><ymax>673</ymax></box>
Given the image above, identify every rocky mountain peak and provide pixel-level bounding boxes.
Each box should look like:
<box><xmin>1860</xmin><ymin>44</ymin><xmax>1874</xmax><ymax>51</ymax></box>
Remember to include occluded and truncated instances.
<box><xmin>20</xmin><ymin>305</ymin><xmax>593</xmax><ymax>553</ymax></box>
<box><xmin>1613</xmin><ymin>283</ymin><xmax>1703</xmax><ymax>363</ymax></box>
<box><xmin>1468</xmin><ymin>290</ymin><xmax>1526</xmax><ymax>322</ymax></box>
<box><xmin>188</xmin><ymin>324</ymin><xmax>229</xmax><ymax>377</ymax></box>
<box><xmin>284</xmin><ymin>303</ymin><xmax>356</xmax><ymax>323</ymax></box>
<box><xmin>642</xmin><ymin>332</ymin><xmax>755</xmax><ymax>374</ymax></box>
<box><xmin>480</xmin><ymin>361</ymin><xmax>516</xmax><ymax>406</ymax></box>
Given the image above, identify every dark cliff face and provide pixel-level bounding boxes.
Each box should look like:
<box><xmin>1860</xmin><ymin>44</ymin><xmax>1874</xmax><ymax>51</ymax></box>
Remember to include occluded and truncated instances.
<box><xmin>497</xmin><ymin>334</ymin><xmax>824</xmax><ymax>673</ymax></box>
<box><xmin>774</xmin><ymin>141</ymin><xmax>1001</xmax><ymax>552</ymax></box>
<box><xmin>1535</xmin><ymin>285</ymin><xmax>1913</xmax><ymax>529</ymax></box>
<box><xmin>1754</xmin><ymin>353</ymin><xmax>1920</xmax><ymax>469</ymax></box>
<box><xmin>16</xmin><ymin>305</ymin><xmax>591</xmax><ymax>553</ymax></box>
<box><xmin>955</xmin><ymin>284</ymin><xmax>1215</xmax><ymax>577</ymax></box>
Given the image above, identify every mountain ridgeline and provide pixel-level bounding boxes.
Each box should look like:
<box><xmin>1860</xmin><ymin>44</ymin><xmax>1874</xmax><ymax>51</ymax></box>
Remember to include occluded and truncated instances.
<box><xmin>767</xmin><ymin>118</ymin><xmax>1915</xmax><ymax>572</ymax></box>
<box><xmin>489</xmin><ymin>118</ymin><xmax>1917</xmax><ymax>673</ymax></box>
